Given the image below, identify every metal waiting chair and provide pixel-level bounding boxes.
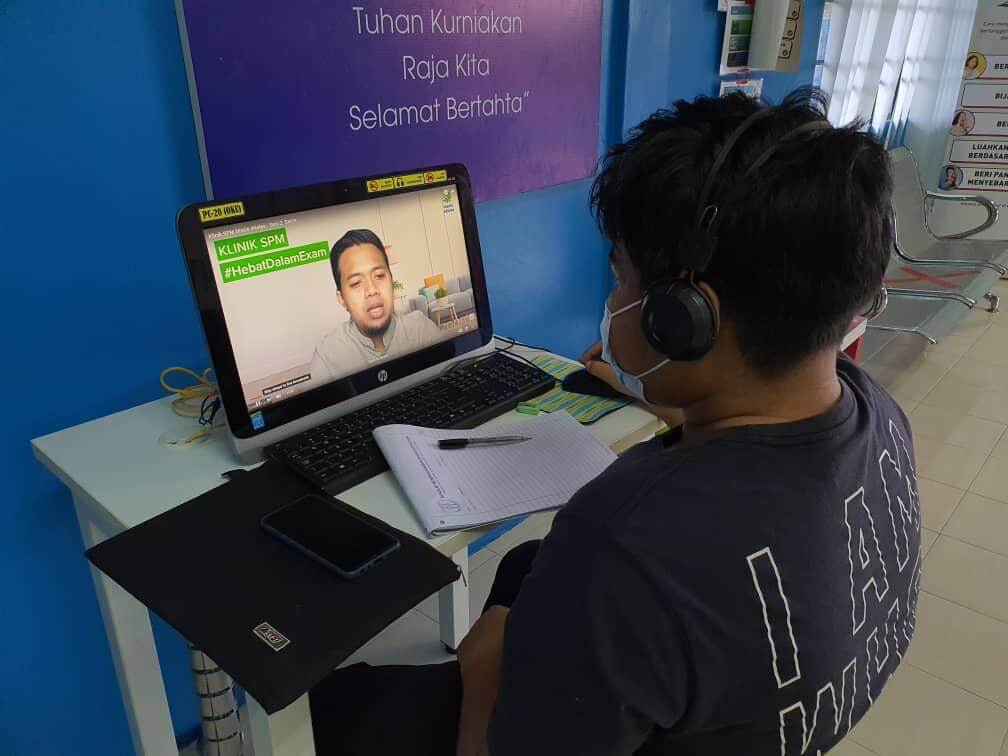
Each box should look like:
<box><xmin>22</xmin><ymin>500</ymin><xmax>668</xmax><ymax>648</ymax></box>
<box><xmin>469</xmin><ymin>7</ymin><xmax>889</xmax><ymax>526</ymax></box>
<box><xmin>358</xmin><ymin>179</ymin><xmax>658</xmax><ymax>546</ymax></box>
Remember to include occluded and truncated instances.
<box><xmin>889</xmin><ymin>146</ymin><xmax>1008</xmax><ymax>278</ymax></box>
<box><xmin>867</xmin><ymin>147</ymin><xmax>1006</xmax><ymax>344</ymax></box>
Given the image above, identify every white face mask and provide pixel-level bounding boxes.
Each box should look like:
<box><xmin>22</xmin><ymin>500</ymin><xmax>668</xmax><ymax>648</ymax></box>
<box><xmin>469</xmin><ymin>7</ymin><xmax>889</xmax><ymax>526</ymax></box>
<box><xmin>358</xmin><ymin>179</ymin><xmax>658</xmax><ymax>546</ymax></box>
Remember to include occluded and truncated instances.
<box><xmin>599</xmin><ymin>295</ymin><xmax>669</xmax><ymax>402</ymax></box>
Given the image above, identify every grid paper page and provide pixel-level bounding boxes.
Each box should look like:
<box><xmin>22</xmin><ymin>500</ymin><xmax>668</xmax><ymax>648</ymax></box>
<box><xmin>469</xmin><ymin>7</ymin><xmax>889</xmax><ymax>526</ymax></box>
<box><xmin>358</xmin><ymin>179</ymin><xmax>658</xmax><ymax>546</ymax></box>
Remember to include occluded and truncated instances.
<box><xmin>373</xmin><ymin>412</ymin><xmax>617</xmax><ymax>536</ymax></box>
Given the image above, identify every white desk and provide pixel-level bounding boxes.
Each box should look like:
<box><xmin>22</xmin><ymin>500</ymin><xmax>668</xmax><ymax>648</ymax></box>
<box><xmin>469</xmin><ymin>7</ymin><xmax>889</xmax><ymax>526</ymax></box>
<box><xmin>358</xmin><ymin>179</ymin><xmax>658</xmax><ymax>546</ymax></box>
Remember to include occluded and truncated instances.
<box><xmin>31</xmin><ymin>349</ymin><xmax>662</xmax><ymax>756</ymax></box>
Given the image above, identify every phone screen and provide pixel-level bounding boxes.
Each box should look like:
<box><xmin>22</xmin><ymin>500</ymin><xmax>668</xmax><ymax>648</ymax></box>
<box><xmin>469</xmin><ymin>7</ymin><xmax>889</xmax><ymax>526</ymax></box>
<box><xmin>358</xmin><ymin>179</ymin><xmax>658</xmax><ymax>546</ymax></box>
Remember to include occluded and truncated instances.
<box><xmin>262</xmin><ymin>495</ymin><xmax>399</xmax><ymax>574</ymax></box>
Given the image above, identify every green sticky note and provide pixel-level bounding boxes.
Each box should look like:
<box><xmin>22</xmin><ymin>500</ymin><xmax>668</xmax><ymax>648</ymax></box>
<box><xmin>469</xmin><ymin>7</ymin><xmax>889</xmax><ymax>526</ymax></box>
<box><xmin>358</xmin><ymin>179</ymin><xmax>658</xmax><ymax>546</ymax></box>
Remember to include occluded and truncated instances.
<box><xmin>516</xmin><ymin>403</ymin><xmax>540</xmax><ymax>415</ymax></box>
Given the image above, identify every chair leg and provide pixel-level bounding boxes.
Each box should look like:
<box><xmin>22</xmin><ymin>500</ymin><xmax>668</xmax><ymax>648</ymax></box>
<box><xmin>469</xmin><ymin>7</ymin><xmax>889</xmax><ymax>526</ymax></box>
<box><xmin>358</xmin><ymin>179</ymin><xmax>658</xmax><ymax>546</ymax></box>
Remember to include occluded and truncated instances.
<box><xmin>886</xmin><ymin>287</ymin><xmax>976</xmax><ymax>308</ymax></box>
<box><xmin>985</xmin><ymin>292</ymin><xmax>1000</xmax><ymax>313</ymax></box>
<box><xmin>866</xmin><ymin>324</ymin><xmax>938</xmax><ymax>344</ymax></box>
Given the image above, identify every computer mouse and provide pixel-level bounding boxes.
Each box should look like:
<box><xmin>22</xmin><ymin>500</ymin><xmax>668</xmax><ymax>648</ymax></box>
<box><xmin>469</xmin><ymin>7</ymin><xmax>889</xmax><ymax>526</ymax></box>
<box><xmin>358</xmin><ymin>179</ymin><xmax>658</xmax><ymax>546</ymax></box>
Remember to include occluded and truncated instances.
<box><xmin>561</xmin><ymin>369</ymin><xmax>626</xmax><ymax>399</ymax></box>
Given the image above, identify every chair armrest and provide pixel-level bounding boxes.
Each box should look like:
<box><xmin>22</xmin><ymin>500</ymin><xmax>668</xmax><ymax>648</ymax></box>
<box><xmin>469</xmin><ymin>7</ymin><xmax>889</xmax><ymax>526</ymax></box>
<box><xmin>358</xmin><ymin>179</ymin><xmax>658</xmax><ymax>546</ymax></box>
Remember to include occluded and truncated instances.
<box><xmin>925</xmin><ymin>191</ymin><xmax>998</xmax><ymax>239</ymax></box>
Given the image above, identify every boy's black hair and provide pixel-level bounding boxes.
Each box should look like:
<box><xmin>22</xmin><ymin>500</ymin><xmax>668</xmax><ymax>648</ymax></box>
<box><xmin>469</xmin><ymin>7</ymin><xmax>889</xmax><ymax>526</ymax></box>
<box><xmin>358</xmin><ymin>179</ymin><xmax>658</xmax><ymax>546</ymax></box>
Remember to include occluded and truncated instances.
<box><xmin>329</xmin><ymin>229</ymin><xmax>389</xmax><ymax>291</ymax></box>
<box><xmin>590</xmin><ymin>88</ymin><xmax>892</xmax><ymax>375</ymax></box>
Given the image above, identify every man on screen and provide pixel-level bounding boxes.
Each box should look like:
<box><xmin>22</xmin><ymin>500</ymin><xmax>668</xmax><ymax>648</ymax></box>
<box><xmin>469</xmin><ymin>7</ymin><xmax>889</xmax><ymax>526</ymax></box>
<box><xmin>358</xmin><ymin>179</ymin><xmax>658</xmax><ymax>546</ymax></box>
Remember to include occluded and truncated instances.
<box><xmin>309</xmin><ymin>229</ymin><xmax>444</xmax><ymax>381</ymax></box>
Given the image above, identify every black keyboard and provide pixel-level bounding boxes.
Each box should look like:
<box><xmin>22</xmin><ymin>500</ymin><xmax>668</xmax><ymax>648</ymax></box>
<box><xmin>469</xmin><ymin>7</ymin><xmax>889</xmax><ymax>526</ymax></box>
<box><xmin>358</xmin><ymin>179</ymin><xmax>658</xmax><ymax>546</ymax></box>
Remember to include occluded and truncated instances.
<box><xmin>267</xmin><ymin>351</ymin><xmax>556</xmax><ymax>495</ymax></box>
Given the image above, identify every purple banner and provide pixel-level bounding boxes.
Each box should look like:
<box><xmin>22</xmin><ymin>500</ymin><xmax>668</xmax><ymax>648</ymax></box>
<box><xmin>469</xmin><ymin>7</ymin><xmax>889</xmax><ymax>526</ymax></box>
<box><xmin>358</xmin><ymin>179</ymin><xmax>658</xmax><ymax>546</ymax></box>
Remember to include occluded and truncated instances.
<box><xmin>178</xmin><ymin>1</ymin><xmax>603</xmax><ymax>202</ymax></box>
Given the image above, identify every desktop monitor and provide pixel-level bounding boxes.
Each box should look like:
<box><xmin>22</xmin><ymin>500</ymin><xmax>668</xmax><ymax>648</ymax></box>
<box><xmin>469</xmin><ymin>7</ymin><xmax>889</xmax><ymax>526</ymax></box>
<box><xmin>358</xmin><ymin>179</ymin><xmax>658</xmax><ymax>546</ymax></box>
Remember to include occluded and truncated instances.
<box><xmin>177</xmin><ymin>165</ymin><xmax>494</xmax><ymax>461</ymax></box>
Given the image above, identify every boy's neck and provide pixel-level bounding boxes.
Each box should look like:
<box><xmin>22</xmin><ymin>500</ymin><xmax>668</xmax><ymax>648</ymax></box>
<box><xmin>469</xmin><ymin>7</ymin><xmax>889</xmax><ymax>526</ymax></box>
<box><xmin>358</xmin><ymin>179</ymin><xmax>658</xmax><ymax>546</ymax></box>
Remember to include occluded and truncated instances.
<box><xmin>680</xmin><ymin>351</ymin><xmax>842</xmax><ymax>441</ymax></box>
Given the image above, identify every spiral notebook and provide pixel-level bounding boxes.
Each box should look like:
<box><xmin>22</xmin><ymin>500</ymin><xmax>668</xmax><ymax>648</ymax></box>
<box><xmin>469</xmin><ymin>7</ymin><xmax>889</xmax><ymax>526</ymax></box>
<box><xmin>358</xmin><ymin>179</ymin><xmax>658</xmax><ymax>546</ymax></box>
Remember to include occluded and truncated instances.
<box><xmin>373</xmin><ymin>411</ymin><xmax>617</xmax><ymax>536</ymax></box>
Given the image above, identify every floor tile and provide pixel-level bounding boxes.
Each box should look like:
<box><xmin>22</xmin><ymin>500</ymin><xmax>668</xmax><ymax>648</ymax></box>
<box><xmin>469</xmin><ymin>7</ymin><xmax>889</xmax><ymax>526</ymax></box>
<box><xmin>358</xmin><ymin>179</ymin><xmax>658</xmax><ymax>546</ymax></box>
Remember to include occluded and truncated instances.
<box><xmin>915</xmin><ymin>473</ymin><xmax>968</xmax><ymax>529</ymax></box>
<box><xmin>921</xmin><ymin>527</ymin><xmax>939</xmax><ymax>559</ymax></box>
<box><xmin>945</xmin><ymin>308</ymin><xmax>996</xmax><ymax>343</ymax></box>
<box><xmin>341</xmin><ymin>609</ymin><xmax>453</xmax><ymax>667</ymax></box>
<box><xmin>419</xmin><ymin>552</ymin><xmax>502</xmax><ymax>623</ymax></box>
<box><xmin>944</xmin><ymin>493</ymin><xmax>1008</xmax><ymax>556</ymax></box>
<box><xmin>913</xmin><ymin>437</ymin><xmax>988</xmax><ymax>491</ymax></box>
<box><xmin>414</xmin><ymin>544</ymin><xmax>497</xmax><ymax>621</ymax></box>
<box><xmin>966</xmin><ymin>326</ymin><xmax>1008</xmax><ymax>367</ymax></box>
<box><xmin>972</xmin><ymin>457</ymin><xmax>1008</xmax><ymax>504</ymax></box>
<box><xmin>905</xmin><ymin>592</ymin><xmax>1008</xmax><ymax>707</ymax></box>
<box><xmin>849</xmin><ymin>663</ymin><xmax>1008</xmax><ymax>756</ymax></box>
<box><xmin>486</xmin><ymin>510</ymin><xmax>556</xmax><ymax>556</ymax></box>
<box><xmin>947</xmin><ymin>358</ymin><xmax>1008</xmax><ymax>393</ymax></box>
<box><xmin>469</xmin><ymin>552</ymin><xmax>503</xmax><ymax>618</ymax></box>
<box><xmin>922</xmin><ymin>536</ymin><xmax>1008</xmax><ymax>623</ymax></box>
<box><xmin>827</xmin><ymin>738</ymin><xmax>877</xmax><ymax>755</ymax></box>
<box><xmin>927</xmin><ymin>332</ymin><xmax>985</xmax><ymax>363</ymax></box>
<box><xmin>895</xmin><ymin>398</ymin><xmax>919</xmax><ymax>415</ymax></box>
<box><xmin>415</xmin><ymin>590</ymin><xmax>439</xmax><ymax>621</ymax></box>
<box><xmin>991</xmin><ymin>431</ymin><xmax>1008</xmax><ymax>460</ymax></box>
<box><xmin>910</xmin><ymin>404</ymin><xmax>1006</xmax><ymax>454</ymax></box>
<box><xmin>921</xmin><ymin>375</ymin><xmax>1008</xmax><ymax>424</ymax></box>
<box><xmin>916</xmin><ymin>478</ymin><xmax>967</xmax><ymax>532</ymax></box>
<box><xmin>469</xmin><ymin>541</ymin><xmax>500</xmax><ymax>571</ymax></box>
<box><xmin>875</xmin><ymin>359</ymin><xmax>952</xmax><ymax>403</ymax></box>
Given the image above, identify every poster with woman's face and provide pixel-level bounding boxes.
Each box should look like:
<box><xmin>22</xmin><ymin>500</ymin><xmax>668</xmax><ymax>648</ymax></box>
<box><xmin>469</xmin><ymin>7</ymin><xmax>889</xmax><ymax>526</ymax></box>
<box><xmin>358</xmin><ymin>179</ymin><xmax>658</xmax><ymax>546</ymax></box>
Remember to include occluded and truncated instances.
<box><xmin>949</xmin><ymin>109</ymin><xmax>976</xmax><ymax>136</ymax></box>
<box><xmin>963</xmin><ymin>51</ymin><xmax>987</xmax><ymax>80</ymax></box>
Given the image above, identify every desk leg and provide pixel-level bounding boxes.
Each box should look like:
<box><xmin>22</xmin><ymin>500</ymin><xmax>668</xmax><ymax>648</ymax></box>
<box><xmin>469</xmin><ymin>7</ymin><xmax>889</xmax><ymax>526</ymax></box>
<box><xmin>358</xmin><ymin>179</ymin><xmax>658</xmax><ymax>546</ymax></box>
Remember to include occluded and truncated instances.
<box><xmin>246</xmin><ymin>694</ymin><xmax>315</xmax><ymax>756</ymax></box>
<box><xmin>438</xmin><ymin>547</ymin><xmax>470</xmax><ymax>652</ymax></box>
<box><xmin>72</xmin><ymin>491</ymin><xmax>177</xmax><ymax>756</ymax></box>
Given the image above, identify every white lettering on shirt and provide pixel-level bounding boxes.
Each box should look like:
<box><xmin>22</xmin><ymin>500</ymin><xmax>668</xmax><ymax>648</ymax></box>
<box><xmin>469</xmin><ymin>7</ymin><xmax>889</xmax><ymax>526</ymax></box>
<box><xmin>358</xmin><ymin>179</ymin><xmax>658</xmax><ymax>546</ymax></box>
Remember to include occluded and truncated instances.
<box><xmin>747</xmin><ymin>547</ymin><xmax>801</xmax><ymax>688</ymax></box>
<box><xmin>746</xmin><ymin>412</ymin><xmax>921</xmax><ymax>755</ymax></box>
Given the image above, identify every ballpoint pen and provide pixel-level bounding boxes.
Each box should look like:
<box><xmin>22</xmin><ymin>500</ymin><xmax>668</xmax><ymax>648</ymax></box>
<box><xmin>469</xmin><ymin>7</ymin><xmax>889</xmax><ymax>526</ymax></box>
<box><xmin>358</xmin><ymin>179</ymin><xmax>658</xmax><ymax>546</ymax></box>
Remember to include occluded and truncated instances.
<box><xmin>437</xmin><ymin>435</ymin><xmax>531</xmax><ymax>449</ymax></box>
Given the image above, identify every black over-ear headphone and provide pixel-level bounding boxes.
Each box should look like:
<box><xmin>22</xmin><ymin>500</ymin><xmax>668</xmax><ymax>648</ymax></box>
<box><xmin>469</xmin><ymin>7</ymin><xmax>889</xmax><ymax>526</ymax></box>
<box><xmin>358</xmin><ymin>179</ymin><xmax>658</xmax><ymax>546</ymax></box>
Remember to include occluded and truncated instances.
<box><xmin>639</xmin><ymin>108</ymin><xmax>830</xmax><ymax>361</ymax></box>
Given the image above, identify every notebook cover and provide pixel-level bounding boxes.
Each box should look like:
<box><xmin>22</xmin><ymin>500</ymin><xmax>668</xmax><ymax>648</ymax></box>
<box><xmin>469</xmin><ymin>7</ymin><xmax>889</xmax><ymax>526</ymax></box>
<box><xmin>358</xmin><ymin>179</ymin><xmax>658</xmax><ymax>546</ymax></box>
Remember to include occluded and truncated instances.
<box><xmin>85</xmin><ymin>460</ymin><xmax>459</xmax><ymax>714</ymax></box>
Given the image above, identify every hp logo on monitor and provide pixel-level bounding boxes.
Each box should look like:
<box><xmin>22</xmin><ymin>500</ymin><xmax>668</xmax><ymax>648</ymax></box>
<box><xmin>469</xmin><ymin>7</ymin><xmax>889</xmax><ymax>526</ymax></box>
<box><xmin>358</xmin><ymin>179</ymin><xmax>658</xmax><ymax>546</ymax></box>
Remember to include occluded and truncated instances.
<box><xmin>377</xmin><ymin>370</ymin><xmax>389</xmax><ymax>383</ymax></box>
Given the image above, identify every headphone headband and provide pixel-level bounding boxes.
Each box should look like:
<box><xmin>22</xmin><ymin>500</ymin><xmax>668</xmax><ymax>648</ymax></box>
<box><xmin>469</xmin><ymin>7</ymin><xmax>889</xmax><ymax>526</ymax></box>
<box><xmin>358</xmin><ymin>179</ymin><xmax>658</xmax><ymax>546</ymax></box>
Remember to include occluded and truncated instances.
<box><xmin>744</xmin><ymin>119</ymin><xmax>831</xmax><ymax>177</ymax></box>
<box><xmin>681</xmin><ymin>110</ymin><xmax>831</xmax><ymax>272</ymax></box>
<box><xmin>679</xmin><ymin>107</ymin><xmax>775</xmax><ymax>273</ymax></box>
<box><xmin>693</xmin><ymin>107</ymin><xmax>777</xmax><ymax>228</ymax></box>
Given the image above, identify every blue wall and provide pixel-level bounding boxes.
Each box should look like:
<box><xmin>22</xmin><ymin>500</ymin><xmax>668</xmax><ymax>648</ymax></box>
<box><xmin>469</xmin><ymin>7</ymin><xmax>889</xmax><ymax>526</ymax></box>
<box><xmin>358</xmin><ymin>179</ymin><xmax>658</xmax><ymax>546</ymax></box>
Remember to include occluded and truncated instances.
<box><xmin>0</xmin><ymin>1</ymin><xmax>821</xmax><ymax>752</ymax></box>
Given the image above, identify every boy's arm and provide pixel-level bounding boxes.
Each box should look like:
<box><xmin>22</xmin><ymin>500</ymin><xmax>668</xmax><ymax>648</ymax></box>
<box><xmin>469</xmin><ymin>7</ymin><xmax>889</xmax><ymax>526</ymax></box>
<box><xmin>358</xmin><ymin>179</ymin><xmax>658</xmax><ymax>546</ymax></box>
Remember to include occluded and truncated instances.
<box><xmin>481</xmin><ymin>516</ymin><xmax>688</xmax><ymax>755</ymax></box>
<box><xmin>456</xmin><ymin>606</ymin><xmax>509</xmax><ymax>756</ymax></box>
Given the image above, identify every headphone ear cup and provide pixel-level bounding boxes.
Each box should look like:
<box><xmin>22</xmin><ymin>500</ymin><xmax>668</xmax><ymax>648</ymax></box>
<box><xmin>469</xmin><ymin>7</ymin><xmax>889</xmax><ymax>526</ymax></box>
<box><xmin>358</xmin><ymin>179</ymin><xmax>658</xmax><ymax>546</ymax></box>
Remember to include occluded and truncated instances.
<box><xmin>641</xmin><ymin>280</ymin><xmax>718</xmax><ymax>361</ymax></box>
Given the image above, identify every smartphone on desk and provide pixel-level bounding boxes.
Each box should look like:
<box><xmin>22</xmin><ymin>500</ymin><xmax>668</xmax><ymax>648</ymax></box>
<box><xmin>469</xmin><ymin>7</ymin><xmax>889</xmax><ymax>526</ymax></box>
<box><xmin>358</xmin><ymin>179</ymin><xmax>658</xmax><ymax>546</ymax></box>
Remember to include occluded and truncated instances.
<box><xmin>261</xmin><ymin>494</ymin><xmax>401</xmax><ymax>579</ymax></box>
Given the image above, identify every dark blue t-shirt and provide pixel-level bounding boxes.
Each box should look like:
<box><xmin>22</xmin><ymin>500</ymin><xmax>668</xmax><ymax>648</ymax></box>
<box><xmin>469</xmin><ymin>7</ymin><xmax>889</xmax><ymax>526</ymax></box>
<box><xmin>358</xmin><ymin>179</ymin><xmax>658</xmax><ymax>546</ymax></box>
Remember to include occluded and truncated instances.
<box><xmin>489</xmin><ymin>358</ymin><xmax>921</xmax><ymax>755</ymax></box>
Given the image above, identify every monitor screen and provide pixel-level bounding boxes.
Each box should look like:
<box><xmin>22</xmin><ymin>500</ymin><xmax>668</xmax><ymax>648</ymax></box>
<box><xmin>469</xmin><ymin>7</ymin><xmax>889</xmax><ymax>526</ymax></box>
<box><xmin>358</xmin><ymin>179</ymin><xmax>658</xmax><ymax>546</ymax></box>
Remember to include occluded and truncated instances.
<box><xmin>201</xmin><ymin>184</ymin><xmax>480</xmax><ymax>413</ymax></box>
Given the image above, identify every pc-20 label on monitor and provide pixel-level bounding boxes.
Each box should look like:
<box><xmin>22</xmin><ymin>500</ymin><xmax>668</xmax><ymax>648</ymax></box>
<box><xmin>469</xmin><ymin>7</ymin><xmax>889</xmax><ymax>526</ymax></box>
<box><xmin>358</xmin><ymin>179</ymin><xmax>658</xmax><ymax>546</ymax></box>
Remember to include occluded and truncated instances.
<box><xmin>253</xmin><ymin>621</ymin><xmax>290</xmax><ymax>651</ymax></box>
<box><xmin>199</xmin><ymin>201</ymin><xmax>245</xmax><ymax>223</ymax></box>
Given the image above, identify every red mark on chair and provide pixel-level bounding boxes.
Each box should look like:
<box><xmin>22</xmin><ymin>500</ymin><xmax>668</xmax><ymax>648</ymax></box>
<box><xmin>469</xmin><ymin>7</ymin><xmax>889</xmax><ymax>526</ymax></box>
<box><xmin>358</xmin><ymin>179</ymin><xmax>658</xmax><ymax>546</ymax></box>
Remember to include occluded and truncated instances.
<box><xmin>884</xmin><ymin>266</ymin><xmax>978</xmax><ymax>290</ymax></box>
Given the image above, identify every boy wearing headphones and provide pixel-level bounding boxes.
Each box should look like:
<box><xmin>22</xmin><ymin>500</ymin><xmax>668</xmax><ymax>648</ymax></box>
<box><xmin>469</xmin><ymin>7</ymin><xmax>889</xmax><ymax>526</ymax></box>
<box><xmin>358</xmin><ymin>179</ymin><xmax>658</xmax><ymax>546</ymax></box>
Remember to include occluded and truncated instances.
<box><xmin>312</xmin><ymin>90</ymin><xmax>919</xmax><ymax>756</ymax></box>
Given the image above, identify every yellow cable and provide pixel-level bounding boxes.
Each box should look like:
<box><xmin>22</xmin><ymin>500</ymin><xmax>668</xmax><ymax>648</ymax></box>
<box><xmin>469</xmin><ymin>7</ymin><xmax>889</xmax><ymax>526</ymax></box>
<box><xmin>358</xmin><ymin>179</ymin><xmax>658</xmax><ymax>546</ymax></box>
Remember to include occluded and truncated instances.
<box><xmin>160</xmin><ymin>367</ymin><xmax>223</xmax><ymax>442</ymax></box>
